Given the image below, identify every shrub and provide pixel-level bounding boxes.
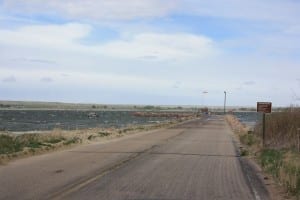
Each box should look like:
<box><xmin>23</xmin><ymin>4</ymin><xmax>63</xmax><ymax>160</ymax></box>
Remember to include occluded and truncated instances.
<box><xmin>0</xmin><ymin>135</ymin><xmax>22</xmax><ymax>154</ymax></box>
<box><xmin>63</xmin><ymin>137</ymin><xmax>80</xmax><ymax>145</ymax></box>
<box><xmin>45</xmin><ymin>137</ymin><xmax>65</xmax><ymax>144</ymax></box>
<box><xmin>98</xmin><ymin>132</ymin><xmax>110</xmax><ymax>137</ymax></box>
<box><xmin>88</xmin><ymin>135</ymin><xmax>95</xmax><ymax>140</ymax></box>
<box><xmin>240</xmin><ymin>134</ymin><xmax>257</xmax><ymax>146</ymax></box>
<box><xmin>15</xmin><ymin>134</ymin><xmax>43</xmax><ymax>149</ymax></box>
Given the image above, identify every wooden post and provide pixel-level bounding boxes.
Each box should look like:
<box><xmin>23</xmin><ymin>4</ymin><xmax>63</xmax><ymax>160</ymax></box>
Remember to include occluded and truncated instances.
<box><xmin>262</xmin><ymin>113</ymin><xmax>266</xmax><ymax>148</ymax></box>
<box><xmin>257</xmin><ymin>102</ymin><xmax>272</xmax><ymax>148</ymax></box>
<box><xmin>297</xmin><ymin>128</ymin><xmax>300</xmax><ymax>152</ymax></box>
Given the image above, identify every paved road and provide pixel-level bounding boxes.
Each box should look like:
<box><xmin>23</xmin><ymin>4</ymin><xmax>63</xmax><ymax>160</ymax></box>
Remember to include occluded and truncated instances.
<box><xmin>0</xmin><ymin>116</ymin><xmax>269</xmax><ymax>200</ymax></box>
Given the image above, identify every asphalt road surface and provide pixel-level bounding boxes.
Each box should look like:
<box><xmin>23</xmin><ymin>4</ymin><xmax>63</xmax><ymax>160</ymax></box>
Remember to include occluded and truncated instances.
<box><xmin>0</xmin><ymin>116</ymin><xmax>269</xmax><ymax>200</ymax></box>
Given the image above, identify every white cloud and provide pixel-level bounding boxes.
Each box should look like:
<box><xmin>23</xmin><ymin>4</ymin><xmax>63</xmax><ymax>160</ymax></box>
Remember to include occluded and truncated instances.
<box><xmin>100</xmin><ymin>33</ymin><xmax>217</xmax><ymax>60</ymax></box>
<box><xmin>243</xmin><ymin>81</ymin><xmax>255</xmax><ymax>86</ymax></box>
<box><xmin>181</xmin><ymin>0</ymin><xmax>300</xmax><ymax>24</ymax></box>
<box><xmin>0</xmin><ymin>68</ymin><xmax>181</xmax><ymax>94</ymax></box>
<box><xmin>2</xmin><ymin>76</ymin><xmax>16</xmax><ymax>83</ymax></box>
<box><xmin>3</xmin><ymin>0</ymin><xmax>178</xmax><ymax>20</ymax></box>
<box><xmin>0</xmin><ymin>23</ymin><xmax>91</xmax><ymax>48</ymax></box>
<box><xmin>284</xmin><ymin>25</ymin><xmax>300</xmax><ymax>36</ymax></box>
<box><xmin>3</xmin><ymin>0</ymin><xmax>300</xmax><ymax>24</ymax></box>
<box><xmin>0</xmin><ymin>23</ymin><xmax>217</xmax><ymax>61</ymax></box>
<box><xmin>40</xmin><ymin>77</ymin><xmax>53</xmax><ymax>83</ymax></box>
<box><xmin>11</xmin><ymin>58</ymin><xmax>56</xmax><ymax>65</ymax></box>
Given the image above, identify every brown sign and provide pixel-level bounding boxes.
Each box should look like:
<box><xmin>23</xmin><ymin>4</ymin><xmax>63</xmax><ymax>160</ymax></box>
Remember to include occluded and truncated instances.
<box><xmin>257</xmin><ymin>102</ymin><xmax>272</xmax><ymax>113</ymax></box>
<box><xmin>201</xmin><ymin>108</ymin><xmax>209</xmax><ymax>113</ymax></box>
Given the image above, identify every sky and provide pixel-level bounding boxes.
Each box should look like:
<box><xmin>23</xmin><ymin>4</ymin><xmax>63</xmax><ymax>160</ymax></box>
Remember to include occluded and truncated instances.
<box><xmin>0</xmin><ymin>0</ymin><xmax>299</xmax><ymax>106</ymax></box>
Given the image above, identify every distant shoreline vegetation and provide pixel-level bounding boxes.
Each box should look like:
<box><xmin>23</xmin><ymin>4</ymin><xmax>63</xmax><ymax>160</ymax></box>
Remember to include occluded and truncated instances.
<box><xmin>0</xmin><ymin>100</ymin><xmax>292</xmax><ymax>112</ymax></box>
<box><xmin>0</xmin><ymin>100</ymin><xmax>199</xmax><ymax>111</ymax></box>
<box><xmin>0</xmin><ymin>104</ymin><xmax>11</xmax><ymax>108</ymax></box>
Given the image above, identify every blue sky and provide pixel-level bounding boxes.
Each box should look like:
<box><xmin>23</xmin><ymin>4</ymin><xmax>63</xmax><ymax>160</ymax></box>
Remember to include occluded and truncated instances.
<box><xmin>0</xmin><ymin>0</ymin><xmax>299</xmax><ymax>106</ymax></box>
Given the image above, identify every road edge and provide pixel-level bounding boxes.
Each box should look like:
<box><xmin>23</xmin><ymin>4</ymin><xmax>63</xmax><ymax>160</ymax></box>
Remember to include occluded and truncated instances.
<box><xmin>225</xmin><ymin>117</ymin><xmax>271</xmax><ymax>200</ymax></box>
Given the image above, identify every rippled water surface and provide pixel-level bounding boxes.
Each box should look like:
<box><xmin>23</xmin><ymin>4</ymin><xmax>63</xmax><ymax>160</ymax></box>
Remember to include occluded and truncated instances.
<box><xmin>0</xmin><ymin>110</ymin><xmax>172</xmax><ymax>132</ymax></box>
<box><xmin>233</xmin><ymin>112</ymin><xmax>262</xmax><ymax>128</ymax></box>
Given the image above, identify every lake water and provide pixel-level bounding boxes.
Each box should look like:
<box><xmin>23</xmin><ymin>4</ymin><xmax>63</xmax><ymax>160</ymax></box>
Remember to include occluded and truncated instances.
<box><xmin>232</xmin><ymin>112</ymin><xmax>262</xmax><ymax>128</ymax></box>
<box><xmin>0</xmin><ymin>110</ymin><xmax>262</xmax><ymax>132</ymax></box>
<box><xmin>0</xmin><ymin>110</ymin><xmax>175</xmax><ymax>132</ymax></box>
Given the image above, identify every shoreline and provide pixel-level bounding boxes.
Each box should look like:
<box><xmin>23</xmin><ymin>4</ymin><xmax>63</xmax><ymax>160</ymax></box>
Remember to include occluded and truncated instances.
<box><xmin>0</xmin><ymin>109</ymin><xmax>197</xmax><ymax>132</ymax></box>
<box><xmin>0</xmin><ymin>117</ymin><xmax>198</xmax><ymax>165</ymax></box>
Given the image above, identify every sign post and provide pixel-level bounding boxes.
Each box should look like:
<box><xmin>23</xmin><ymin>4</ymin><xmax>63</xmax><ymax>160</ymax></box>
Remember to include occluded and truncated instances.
<box><xmin>297</xmin><ymin>128</ymin><xmax>300</xmax><ymax>152</ymax></box>
<box><xmin>262</xmin><ymin>113</ymin><xmax>266</xmax><ymax>147</ymax></box>
<box><xmin>257</xmin><ymin>102</ymin><xmax>272</xmax><ymax>147</ymax></box>
<box><xmin>224</xmin><ymin>91</ymin><xmax>227</xmax><ymax>115</ymax></box>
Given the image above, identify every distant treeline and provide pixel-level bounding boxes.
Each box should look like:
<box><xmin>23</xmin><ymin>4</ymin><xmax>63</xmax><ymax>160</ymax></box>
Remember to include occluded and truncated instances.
<box><xmin>0</xmin><ymin>104</ymin><xmax>11</xmax><ymax>108</ymax></box>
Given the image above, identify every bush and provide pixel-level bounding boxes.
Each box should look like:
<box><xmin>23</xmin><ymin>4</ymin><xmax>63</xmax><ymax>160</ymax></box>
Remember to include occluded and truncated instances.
<box><xmin>15</xmin><ymin>134</ymin><xmax>43</xmax><ymax>149</ymax></box>
<box><xmin>98</xmin><ymin>132</ymin><xmax>110</xmax><ymax>137</ymax></box>
<box><xmin>240</xmin><ymin>149</ymin><xmax>249</xmax><ymax>156</ymax></box>
<box><xmin>240</xmin><ymin>134</ymin><xmax>257</xmax><ymax>146</ymax></box>
<box><xmin>0</xmin><ymin>134</ymin><xmax>46</xmax><ymax>154</ymax></box>
<box><xmin>0</xmin><ymin>135</ymin><xmax>22</xmax><ymax>154</ymax></box>
<box><xmin>144</xmin><ymin>105</ymin><xmax>155</xmax><ymax>110</ymax></box>
<box><xmin>63</xmin><ymin>137</ymin><xmax>80</xmax><ymax>145</ymax></box>
<box><xmin>88</xmin><ymin>135</ymin><xmax>95</xmax><ymax>140</ymax></box>
<box><xmin>1</xmin><ymin>133</ymin><xmax>70</xmax><ymax>155</ymax></box>
<box><xmin>45</xmin><ymin>137</ymin><xmax>65</xmax><ymax>144</ymax></box>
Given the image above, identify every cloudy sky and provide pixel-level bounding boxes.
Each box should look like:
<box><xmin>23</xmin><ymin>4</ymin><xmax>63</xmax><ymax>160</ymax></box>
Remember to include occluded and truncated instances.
<box><xmin>0</xmin><ymin>0</ymin><xmax>299</xmax><ymax>106</ymax></box>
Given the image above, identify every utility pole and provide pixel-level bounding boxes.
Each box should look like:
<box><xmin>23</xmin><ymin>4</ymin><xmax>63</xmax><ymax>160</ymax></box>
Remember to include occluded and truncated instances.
<box><xmin>224</xmin><ymin>91</ymin><xmax>227</xmax><ymax>115</ymax></box>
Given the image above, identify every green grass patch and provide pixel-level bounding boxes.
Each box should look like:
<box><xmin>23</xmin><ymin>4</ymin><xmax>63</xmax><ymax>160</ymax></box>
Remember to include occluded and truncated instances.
<box><xmin>259</xmin><ymin>149</ymin><xmax>300</xmax><ymax>197</ymax></box>
<box><xmin>1</xmin><ymin>133</ymin><xmax>77</xmax><ymax>155</ymax></box>
<box><xmin>240</xmin><ymin>134</ymin><xmax>257</xmax><ymax>146</ymax></box>
<box><xmin>0</xmin><ymin>135</ymin><xmax>22</xmax><ymax>154</ymax></box>
<box><xmin>15</xmin><ymin>134</ymin><xmax>44</xmax><ymax>149</ymax></box>
<box><xmin>45</xmin><ymin>137</ymin><xmax>65</xmax><ymax>144</ymax></box>
<box><xmin>0</xmin><ymin>134</ymin><xmax>44</xmax><ymax>154</ymax></box>
<box><xmin>260</xmin><ymin>149</ymin><xmax>283</xmax><ymax>178</ymax></box>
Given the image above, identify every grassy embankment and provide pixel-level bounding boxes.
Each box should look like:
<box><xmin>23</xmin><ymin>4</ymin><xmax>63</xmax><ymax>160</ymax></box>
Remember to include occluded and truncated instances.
<box><xmin>226</xmin><ymin>111</ymin><xmax>300</xmax><ymax>198</ymax></box>
<box><xmin>0</xmin><ymin>117</ymin><xmax>193</xmax><ymax>164</ymax></box>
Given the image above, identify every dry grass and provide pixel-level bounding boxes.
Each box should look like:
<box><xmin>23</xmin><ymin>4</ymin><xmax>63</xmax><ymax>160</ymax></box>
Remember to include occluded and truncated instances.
<box><xmin>225</xmin><ymin>115</ymin><xmax>261</xmax><ymax>155</ymax></box>
<box><xmin>254</xmin><ymin>111</ymin><xmax>300</xmax><ymax>150</ymax></box>
<box><xmin>260</xmin><ymin>149</ymin><xmax>300</xmax><ymax>197</ymax></box>
<box><xmin>225</xmin><ymin>115</ymin><xmax>250</xmax><ymax>134</ymax></box>
<box><xmin>227</xmin><ymin>111</ymin><xmax>300</xmax><ymax>199</ymax></box>
<box><xmin>0</xmin><ymin>119</ymin><xmax>188</xmax><ymax>163</ymax></box>
<box><xmin>280</xmin><ymin>151</ymin><xmax>300</xmax><ymax>195</ymax></box>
